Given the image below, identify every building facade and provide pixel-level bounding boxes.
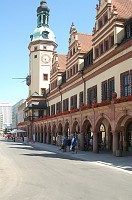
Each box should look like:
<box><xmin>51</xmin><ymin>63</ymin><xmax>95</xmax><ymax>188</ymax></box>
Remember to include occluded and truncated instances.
<box><xmin>18</xmin><ymin>0</ymin><xmax>132</xmax><ymax>156</ymax></box>
<box><xmin>12</xmin><ymin>99</ymin><xmax>25</xmax><ymax>129</ymax></box>
<box><xmin>0</xmin><ymin>102</ymin><xmax>12</xmax><ymax>132</ymax></box>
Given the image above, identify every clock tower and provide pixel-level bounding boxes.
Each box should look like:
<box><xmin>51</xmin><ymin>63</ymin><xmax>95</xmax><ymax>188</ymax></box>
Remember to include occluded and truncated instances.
<box><xmin>27</xmin><ymin>0</ymin><xmax>57</xmax><ymax>97</ymax></box>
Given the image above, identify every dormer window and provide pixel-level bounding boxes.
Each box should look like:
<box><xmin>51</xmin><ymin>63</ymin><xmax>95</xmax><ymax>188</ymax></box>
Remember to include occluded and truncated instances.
<box><xmin>42</xmin><ymin>31</ymin><xmax>49</xmax><ymax>39</ymax></box>
<box><xmin>126</xmin><ymin>22</ymin><xmax>132</xmax><ymax>39</ymax></box>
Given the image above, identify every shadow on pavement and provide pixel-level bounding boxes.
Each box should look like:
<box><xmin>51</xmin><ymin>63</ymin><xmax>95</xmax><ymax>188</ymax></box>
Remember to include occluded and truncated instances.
<box><xmin>1</xmin><ymin>138</ymin><xmax>132</xmax><ymax>172</ymax></box>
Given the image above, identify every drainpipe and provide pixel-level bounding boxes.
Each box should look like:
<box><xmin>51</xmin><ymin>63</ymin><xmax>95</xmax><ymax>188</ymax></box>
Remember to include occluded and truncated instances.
<box><xmin>58</xmin><ymin>85</ymin><xmax>62</xmax><ymax>112</ymax></box>
<box><xmin>80</xmin><ymin>69</ymin><xmax>86</xmax><ymax>105</ymax></box>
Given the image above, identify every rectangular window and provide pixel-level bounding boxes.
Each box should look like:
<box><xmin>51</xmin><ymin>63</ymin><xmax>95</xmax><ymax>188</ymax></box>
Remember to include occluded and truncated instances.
<box><xmin>34</xmin><ymin>46</ymin><xmax>37</xmax><ymax>51</ymax></box>
<box><xmin>74</xmin><ymin>95</ymin><xmax>77</xmax><ymax>108</ymax></box>
<box><xmin>47</xmin><ymin>106</ymin><xmax>50</xmax><ymax>116</ymax></box>
<box><xmin>67</xmin><ymin>71</ymin><xmax>70</xmax><ymax>79</ymax></box>
<box><xmin>104</xmin><ymin>14</ymin><xmax>108</xmax><ymax>24</ymax></box>
<box><xmin>51</xmin><ymin>104</ymin><xmax>55</xmax><ymax>115</ymax></box>
<box><xmin>100</xmin><ymin>43</ymin><xmax>103</xmax><ymax>54</ymax></box>
<box><xmin>126</xmin><ymin>23</ymin><xmax>132</xmax><ymax>38</ymax></box>
<box><xmin>70</xmin><ymin>96</ymin><xmax>74</xmax><ymax>108</ymax></box>
<box><xmin>79</xmin><ymin>91</ymin><xmax>84</xmax><ymax>105</ymax></box>
<box><xmin>95</xmin><ymin>48</ymin><xmax>99</xmax><ymax>58</ymax></box>
<box><xmin>73</xmin><ymin>65</ymin><xmax>76</xmax><ymax>75</ymax></box>
<box><xmin>70</xmin><ymin>95</ymin><xmax>77</xmax><ymax>109</ymax></box>
<box><xmin>76</xmin><ymin>64</ymin><xmax>78</xmax><ymax>73</ymax></box>
<box><xmin>56</xmin><ymin>102</ymin><xmax>62</xmax><ymax>113</ymax></box>
<box><xmin>63</xmin><ymin>98</ymin><xmax>69</xmax><ymax>111</ymax></box>
<box><xmin>70</xmin><ymin>68</ymin><xmax>72</xmax><ymax>77</ymax></box>
<box><xmin>87</xmin><ymin>86</ymin><xmax>97</xmax><ymax>105</ymax></box>
<box><xmin>110</xmin><ymin>35</ymin><xmax>114</xmax><ymax>47</ymax></box>
<box><xmin>99</xmin><ymin>19</ymin><xmax>103</xmax><ymax>28</ymax></box>
<box><xmin>108</xmin><ymin>78</ymin><xmax>114</xmax><ymax>100</ymax></box>
<box><xmin>121</xmin><ymin>72</ymin><xmax>131</xmax><ymax>96</ymax></box>
<box><xmin>105</xmin><ymin>40</ymin><xmax>109</xmax><ymax>51</ymax></box>
<box><xmin>34</xmin><ymin>55</ymin><xmax>37</xmax><ymax>58</ymax></box>
<box><xmin>102</xmin><ymin>81</ymin><xmax>108</xmax><ymax>101</ymax></box>
<box><xmin>41</xmin><ymin>88</ymin><xmax>46</xmax><ymax>96</ymax></box>
<box><xmin>43</xmin><ymin>74</ymin><xmax>48</xmax><ymax>81</ymax></box>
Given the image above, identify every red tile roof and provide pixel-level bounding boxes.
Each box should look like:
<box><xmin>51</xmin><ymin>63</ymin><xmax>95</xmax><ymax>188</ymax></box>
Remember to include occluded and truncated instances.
<box><xmin>111</xmin><ymin>0</ymin><xmax>132</xmax><ymax>19</ymax></box>
<box><xmin>58</xmin><ymin>54</ymin><xmax>67</xmax><ymax>71</ymax></box>
<box><xmin>77</xmin><ymin>33</ymin><xmax>93</xmax><ymax>53</ymax></box>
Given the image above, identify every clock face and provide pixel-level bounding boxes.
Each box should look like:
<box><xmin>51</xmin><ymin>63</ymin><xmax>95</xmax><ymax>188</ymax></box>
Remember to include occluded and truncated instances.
<box><xmin>41</xmin><ymin>54</ymin><xmax>51</xmax><ymax>64</ymax></box>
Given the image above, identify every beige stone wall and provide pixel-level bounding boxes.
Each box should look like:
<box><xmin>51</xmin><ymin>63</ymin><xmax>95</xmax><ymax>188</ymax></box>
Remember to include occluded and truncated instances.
<box><xmin>18</xmin><ymin>101</ymin><xmax>26</xmax><ymax>123</ymax></box>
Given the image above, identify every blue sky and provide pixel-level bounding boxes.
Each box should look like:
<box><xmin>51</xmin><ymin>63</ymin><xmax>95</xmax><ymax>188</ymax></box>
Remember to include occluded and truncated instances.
<box><xmin>0</xmin><ymin>0</ymin><xmax>97</xmax><ymax>105</ymax></box>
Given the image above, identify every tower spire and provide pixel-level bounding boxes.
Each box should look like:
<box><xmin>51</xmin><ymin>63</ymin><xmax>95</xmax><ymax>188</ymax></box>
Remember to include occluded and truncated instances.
<box><xmin>37</xmin><ymin>0</ymin><xmax>50</xmax><ymax>28</ymax></box>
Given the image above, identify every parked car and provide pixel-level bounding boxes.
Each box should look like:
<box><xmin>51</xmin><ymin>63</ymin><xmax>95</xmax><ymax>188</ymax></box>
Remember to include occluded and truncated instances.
<box><xmin>5</xmin><ymin>133</ymin><xmax>11</xmax><ymax>139</ymax></box>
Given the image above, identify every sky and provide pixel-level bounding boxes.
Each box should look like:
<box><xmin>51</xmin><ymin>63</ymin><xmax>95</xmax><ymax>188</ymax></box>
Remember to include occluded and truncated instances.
<box><xmin>0</xmin><ymin>0</ymin><xmax>98</xmax><ymax>105</ymax></box>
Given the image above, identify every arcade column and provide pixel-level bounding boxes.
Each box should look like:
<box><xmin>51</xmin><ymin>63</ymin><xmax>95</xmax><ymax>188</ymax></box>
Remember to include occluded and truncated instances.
<box><xmin>112</xmin><ymin>131</ymin><xmax>118</xmax><ymax>156</ymax></box>
<box><xmin>93</xmin><ymin>132</ymin><xmax>99</xmax><ymax>153</ymax></box>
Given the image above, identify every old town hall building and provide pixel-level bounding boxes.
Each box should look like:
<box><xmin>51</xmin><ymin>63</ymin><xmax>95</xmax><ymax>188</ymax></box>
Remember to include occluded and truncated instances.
<box><xmin>18</xmin><ymin>0</ymin><xmax>132</xmax><ymax>156</ymax></box>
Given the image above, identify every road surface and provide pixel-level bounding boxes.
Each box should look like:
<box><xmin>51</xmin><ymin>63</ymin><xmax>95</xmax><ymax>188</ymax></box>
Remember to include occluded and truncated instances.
<box><xmin>0</xmin><ymin>138</ymin><xmax>132</xmax><ymax>200</ymax></box>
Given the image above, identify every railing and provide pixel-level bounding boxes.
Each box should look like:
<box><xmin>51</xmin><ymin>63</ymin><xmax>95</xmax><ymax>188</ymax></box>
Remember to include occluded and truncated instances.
<box><xmin>24</xmin><ymin>116</ymin><xmax>42</xmax><ymax>122</ymax></box>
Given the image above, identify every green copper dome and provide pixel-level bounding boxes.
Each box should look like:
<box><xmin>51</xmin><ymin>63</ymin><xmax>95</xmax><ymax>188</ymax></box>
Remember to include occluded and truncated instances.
<box><xmin>30</xmin><ymin>1</ymin><xmax>56</xmax><ymax>43</ymax></box>
<box><xmin>30</xmin><ymin>26</ymin><xmax>56</xmax><ymax>43</ymax></box>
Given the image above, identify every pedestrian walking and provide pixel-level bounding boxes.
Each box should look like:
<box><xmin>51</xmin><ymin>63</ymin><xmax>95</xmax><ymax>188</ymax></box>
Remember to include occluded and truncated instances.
<box><xmin>67</xmin><ymin>138</ymin><xmax>71</xmax><ymax>151</ymax></box>
<box><xmin>62</xmin><ymin>136</ymin><xmax>67</xmax><ymax>152</ymax></box>
<box><xmin>71</xmin><ymin>136</ymin><xmax>77</xmax><ymax>153</ymax></box>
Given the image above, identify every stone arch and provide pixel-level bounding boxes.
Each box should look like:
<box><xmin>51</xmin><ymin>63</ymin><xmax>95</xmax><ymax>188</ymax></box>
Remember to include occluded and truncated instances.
<box><xmin>80</xmin><ymin>119</ymin><xmax>92</xmax><ymax>151</ymax></box>
<box><xmin>72</xmin><ymin>121</ymin><xmax>80</xmax><ymax>135</ymax></box>
<box><xmin>58</xmin><ymin>123</ymin><xmax>63</xmax><ymax>135</ymax></box>
<box><xmin>64</xmin><ymin>121</ymin><xmax>70</xmax><ymax>137</ymax></box>
<box><xmin>94</xmin><ymin>115</ymin><xmax>112</xmax><ymax>152</ymax></box>
<box><xmin>115</xmin><ymin>115</ymin><xmax>132</xmax><ymax>152</ymax></box>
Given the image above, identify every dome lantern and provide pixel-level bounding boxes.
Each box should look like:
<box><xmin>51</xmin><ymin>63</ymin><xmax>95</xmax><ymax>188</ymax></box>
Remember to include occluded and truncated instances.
<box><xmin>37</xmin><ymin>0</ymin><xmax>50</xmax><ymax>28</ymax></box>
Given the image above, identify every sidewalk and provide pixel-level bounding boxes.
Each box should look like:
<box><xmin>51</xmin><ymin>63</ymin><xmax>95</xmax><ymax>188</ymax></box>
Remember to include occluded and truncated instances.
<box><xmin>29</xmin><ymin>141</ymin><xmax>132</xmax><ymax>173</ymax></box>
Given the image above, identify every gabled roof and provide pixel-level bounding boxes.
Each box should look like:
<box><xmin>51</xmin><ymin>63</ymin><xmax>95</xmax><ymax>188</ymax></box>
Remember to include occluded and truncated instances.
<box><xmin>77</xmin><ymin>33</ymin><xmax>93</xmax><ymax>53</ymax></box>
<box><xmin>31</xmin><ymin>92</ymin><xmax>39</xmax><ymax>96</ymax></box>
<box><xmin>111</xmin><ymin>0</ymin><xmax>132</xmax><ymax>19</ymax></box>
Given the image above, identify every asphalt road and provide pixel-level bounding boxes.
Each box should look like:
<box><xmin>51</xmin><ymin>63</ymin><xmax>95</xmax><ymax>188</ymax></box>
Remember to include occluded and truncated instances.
<box><xmin>0</xmin><ymin>138</ymin><xmax>132</xmax><ymax>200</ymax></box>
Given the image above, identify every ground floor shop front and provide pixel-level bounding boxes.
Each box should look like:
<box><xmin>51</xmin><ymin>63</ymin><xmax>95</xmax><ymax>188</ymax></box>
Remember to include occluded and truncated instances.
<box><xmin>18</xmin><ymin>101</ymin><xmax>132</xmax><ymax>156</ymax></box>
